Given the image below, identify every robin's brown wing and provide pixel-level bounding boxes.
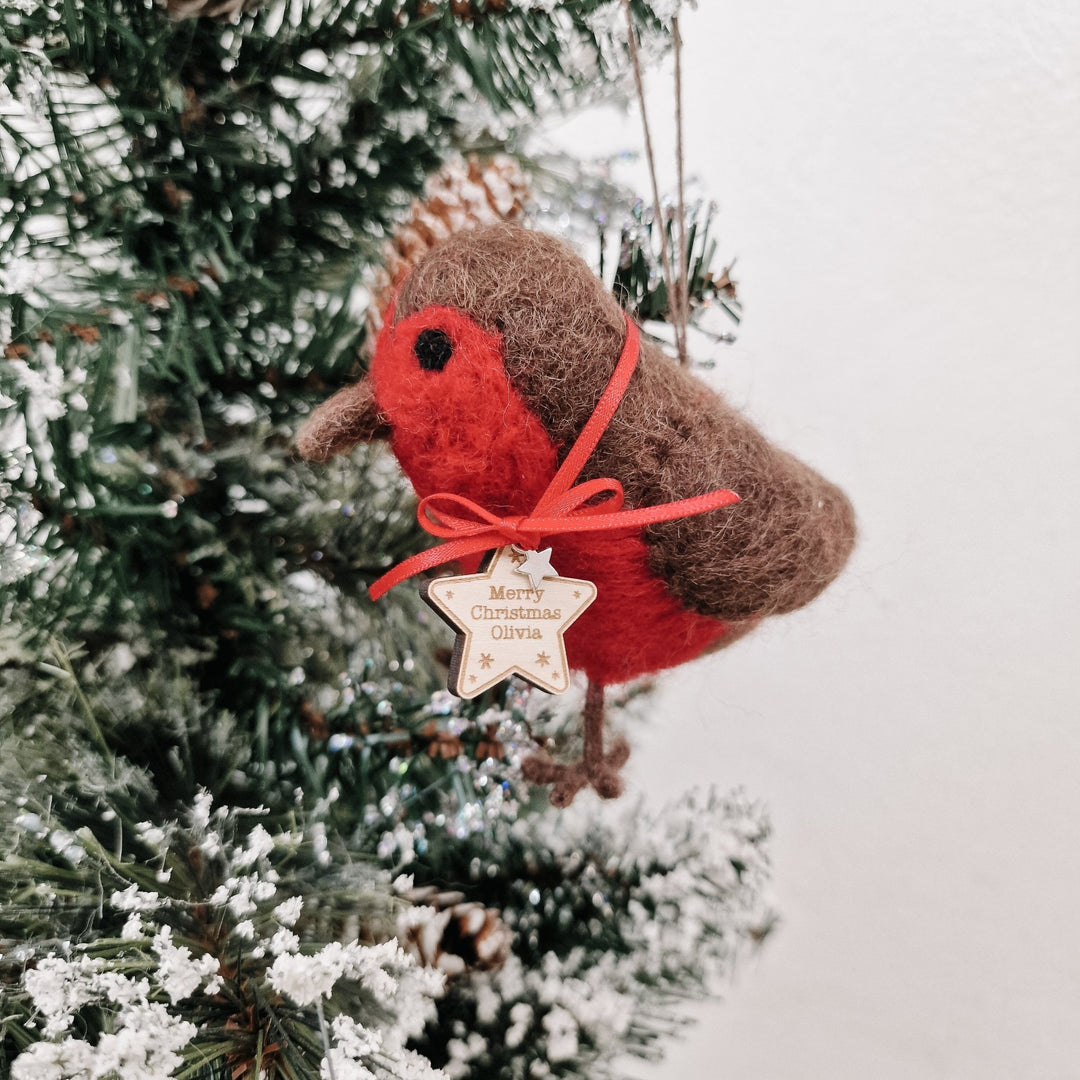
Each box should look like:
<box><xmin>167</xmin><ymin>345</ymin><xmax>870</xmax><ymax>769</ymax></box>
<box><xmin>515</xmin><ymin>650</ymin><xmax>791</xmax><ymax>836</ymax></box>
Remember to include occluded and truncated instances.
<box><xmin>584</xmin><ymin>336</ymin><xmax>856</xmax><ymax>623</ymax></box>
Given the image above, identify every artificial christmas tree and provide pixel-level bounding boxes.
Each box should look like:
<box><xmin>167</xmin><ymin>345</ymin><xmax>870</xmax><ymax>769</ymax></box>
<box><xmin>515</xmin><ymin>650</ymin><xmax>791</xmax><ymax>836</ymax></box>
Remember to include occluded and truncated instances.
<box><xmin>1</xmin><ymin>2</ymin><xmax>775</xmax><ymax>1077</ymax></box>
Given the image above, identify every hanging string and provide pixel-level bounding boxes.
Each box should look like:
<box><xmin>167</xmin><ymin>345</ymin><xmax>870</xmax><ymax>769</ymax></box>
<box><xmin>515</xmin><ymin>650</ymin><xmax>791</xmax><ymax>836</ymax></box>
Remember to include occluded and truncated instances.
<box><xmin>620</xmin><ymin>0</ymin><xmax>687</xmax><ymax>366</ymax></box>
<box><xmin>672</xmin><ymin>12</ymin><xmax>691</xmax><ymax>366</ymax></box>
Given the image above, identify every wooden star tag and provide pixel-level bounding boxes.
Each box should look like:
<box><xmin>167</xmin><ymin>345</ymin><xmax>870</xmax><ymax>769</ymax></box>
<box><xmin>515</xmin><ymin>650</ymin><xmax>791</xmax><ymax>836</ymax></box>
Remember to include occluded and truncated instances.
<box><xmin>422</xmin><ymin>545</ymin><xmax>597</xmax><ymax>698</ymax></box>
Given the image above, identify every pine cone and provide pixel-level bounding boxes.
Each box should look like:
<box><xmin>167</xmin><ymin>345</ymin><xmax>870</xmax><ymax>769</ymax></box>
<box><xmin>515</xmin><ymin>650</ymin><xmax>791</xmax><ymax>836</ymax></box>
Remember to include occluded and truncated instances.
<box><xmin>368</xmin><ymin>155</ymin><xmax>529</xmax><ymax>337</ymax></box>
<box><xmin>396</xmin><ymin>885</ymin><xmax>512</xmax><ymax>976</ymax></box>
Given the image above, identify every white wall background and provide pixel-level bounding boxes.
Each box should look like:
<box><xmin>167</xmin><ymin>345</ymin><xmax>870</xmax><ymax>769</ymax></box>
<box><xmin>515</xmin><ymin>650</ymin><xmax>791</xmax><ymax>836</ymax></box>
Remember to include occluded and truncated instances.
<box><xmin>559</xmin><ymin>2</ymin><xmax>1080</xmax><ymax>1077</ymax></box>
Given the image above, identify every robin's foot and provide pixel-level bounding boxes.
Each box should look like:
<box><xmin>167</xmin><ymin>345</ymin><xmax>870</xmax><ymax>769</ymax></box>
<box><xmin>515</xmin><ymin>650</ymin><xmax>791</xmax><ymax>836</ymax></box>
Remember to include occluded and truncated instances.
<box><xmin>521</xmin><ymin>736</ymin><xmax>630</xmax><ymax>807</ymax></box>
<box><xmin>520</xmin><ymin>680</ymin><xmax>629</xmax><ymax>807</ymax></box>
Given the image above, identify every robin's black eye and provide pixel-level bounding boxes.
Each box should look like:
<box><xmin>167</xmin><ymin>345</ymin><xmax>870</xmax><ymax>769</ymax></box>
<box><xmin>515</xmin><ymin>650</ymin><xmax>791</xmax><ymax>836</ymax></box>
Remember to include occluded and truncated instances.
<box><xmin>414</xmin><ymin>328</ymin><xmax>453</xmax><ymax>372</ymax></box>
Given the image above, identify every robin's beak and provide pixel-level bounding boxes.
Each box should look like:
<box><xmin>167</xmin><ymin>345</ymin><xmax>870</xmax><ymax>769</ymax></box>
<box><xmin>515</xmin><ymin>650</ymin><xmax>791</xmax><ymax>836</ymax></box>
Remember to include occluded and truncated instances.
<box><xmin>295</xmin><ymin>375</ymin><xmax>392</xmax><ymax>461</ymax></box>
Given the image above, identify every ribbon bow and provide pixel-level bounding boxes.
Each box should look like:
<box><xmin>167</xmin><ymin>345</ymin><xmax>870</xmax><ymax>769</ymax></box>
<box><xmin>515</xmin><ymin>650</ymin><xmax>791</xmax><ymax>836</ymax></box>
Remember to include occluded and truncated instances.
<box><xmin>368</xmin><ymin>316</ymin><xmax>739</xmax><ymax>601</ymax></box>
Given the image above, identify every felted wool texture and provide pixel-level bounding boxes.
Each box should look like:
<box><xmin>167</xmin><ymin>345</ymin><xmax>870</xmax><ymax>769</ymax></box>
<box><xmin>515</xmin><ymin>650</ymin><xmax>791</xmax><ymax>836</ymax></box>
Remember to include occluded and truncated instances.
<box><xmin>370</xmin><ymin>306</ymin><xmax>557</xmax><ymax>516</ymax></box>
<box><xmin>295</xmin><ymin>378</ymin><xmax>391</xmax><ymax>462</ymax></box>
<box><xmin>393</xmin><ymin>223</ymin><xmax>857</xmax><ymax>622</ymax></box>
<box><xmin>554</xmin><ymin>532</ymin><xmax>732</xmax><ymax>684</ymax></box>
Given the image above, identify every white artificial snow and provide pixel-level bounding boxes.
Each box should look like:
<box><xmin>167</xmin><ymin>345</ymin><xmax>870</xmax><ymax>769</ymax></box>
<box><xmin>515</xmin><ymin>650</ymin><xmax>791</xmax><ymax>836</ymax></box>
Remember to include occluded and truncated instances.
<box><xmin>420</xmin><ymin>785</ymin><xmax>769</xmax><ymax>1076</ymax></box>
<box><xmin>134</xmin><ymin>822</ymin><xmax>167</xmax><ymax>850</ymax></box>
<box><xmin>504</xmin><ymin>1002</ymin><xmax>533</xmax><ymax>1049</ymax></box>
<box><xmin>542</xmin><ymin>1006</ymin><xmax>579</xmax><ymax>1063</ymax></box>
<box><xmin>272</xmin><ymin>895</ymin><xmax>303</xmax><ymax>927</ymax></box>
<box><xmin>91</xmin><ymin>1002</ymin><xmax>197</xmax><ymax>1080</ymax></box>
<box><xmin>103</xmin><ymin>643</ymin><xmax>137</xmax><ymax>678</ymax></box>
<box><xmin>396</xmin><ymin>903</ymin><xmax>439</xmax><ymax>932</ymax></box>
<box><xmin>46</xmin><ymin>830</ymin><xmax>85</xmax><ymax>864</ymax></box>
<box><xmin>387</xmin><ymin>966</ymin><xmax>445</xmax><ymax>1048</ymax></box>
<box><xmin>24</xmin><ymin>956</ymin><xmax>104</xmax><ymax>1038</ymax></box>
<box><xmin>15</xmin><ymin>959</ymin><xmax>198</xmax><ymax>1078</ymax></box>
<box><xmin>12</xmin><ymin>789</ymin><xmax>451</xmax><ymax>1077</ymax></box>
<box><xmin>11</xmin><ymin>1038</ymin><xmax>95</xmax><ymax>1080</ymax></box>
<box><xmin>190</xmin><ymin>789</ymin><xmax>213</xmax><ymax>832</ymax></box>
<box><xmin>269</xmin><ymin>927</ymin><xmax>299</xmax><ymax>955</ymax></box>
<box><xmin>320</xmin><ymin>1053</ymin><xmax>377</xmax><ymax>1080</ymax></box>
<box><xmin>91</xmin><ymin>971</ymin><xmax>151</xmax><ymax>1009</ymax></box>
<box><xmin>444</xmin><ymin>1032</ymin><xmax>486</xmax><ymax>1079</ymax></box>
<box><xmin>328</xmin><ymin>1014</ymin><xmax>382</xmax><ymax>1059</ymax></box>
<box><xmin>14</xmin><ymin>812</ymin><xmax>46</xmax><ymax>837</ymax></box>
<box><xmin>119</xmin><ymin>913</ymin><xmax>143</xmax><ymax>941</ymax></box>
<box><xmin>311</xmin><ymin>820</ymin><xmax>330</xmax><ymax>866</ymax></box>
<box><xmin>6</xmin><ymin>357</ymin><xmax>67</xmax><ymax>422</ymax></box>
<box><xmin>267</xmin><ymin>943</ymin><xmax>355</xmax><ymax>1006</ymax></box>
<box><xmin>227</xmin><ymin>891</ymin><xmax>258</xmax><ymax>918</ymax></box>
<box><xmin>209</xmin><ymin>872</ymin><xmax>278</xmax><ymax>915</ymax></box>
<box><xmin>231</xmin><ymin>823</ymin><xmax>275</xmax><ymax>869</ymax></box>
<box><xmin>151</xmin><ymin>926</ymin><xmax>220</xmax><ymax>1004</ymax></box>
<box><xmin>109</xmin><ymin>884</ymin><xmax>159</xmax><ymax>912</ymax></box>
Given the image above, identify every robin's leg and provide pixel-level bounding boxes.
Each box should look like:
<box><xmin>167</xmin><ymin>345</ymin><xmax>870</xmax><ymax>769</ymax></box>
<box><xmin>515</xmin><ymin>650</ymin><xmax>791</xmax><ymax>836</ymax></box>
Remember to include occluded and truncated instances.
<box><xmin>522</xmin><ymin>680</ymin><xmax>630</xmax><ymax>807</ymax></box>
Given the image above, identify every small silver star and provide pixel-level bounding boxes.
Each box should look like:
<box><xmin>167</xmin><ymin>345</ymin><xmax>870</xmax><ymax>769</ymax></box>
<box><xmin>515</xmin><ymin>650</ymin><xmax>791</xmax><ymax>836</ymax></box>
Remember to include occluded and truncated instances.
<box><xmin>515</xmin><ymin>547</ymin><xmax>557</xmax><ymax>590</ymax></box>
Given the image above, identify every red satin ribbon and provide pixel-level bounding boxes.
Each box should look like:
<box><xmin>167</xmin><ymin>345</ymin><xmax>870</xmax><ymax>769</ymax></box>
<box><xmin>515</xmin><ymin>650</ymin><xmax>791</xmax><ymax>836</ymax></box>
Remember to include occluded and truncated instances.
<box><xmin>368</xmin><ymin>316</ymin><xmax>739</xmax><ymax>601</ymax></box>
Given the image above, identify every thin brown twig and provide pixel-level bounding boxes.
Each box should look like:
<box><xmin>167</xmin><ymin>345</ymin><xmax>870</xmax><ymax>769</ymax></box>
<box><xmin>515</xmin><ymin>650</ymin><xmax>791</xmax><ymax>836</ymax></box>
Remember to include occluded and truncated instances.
<box><xmin>673</xmin><ymin>12</ymin><xmax>690</xmax><ymax>365</ymax></box>
<box><xmin>621</xmin><ymin>0</ymin><xmax>685</xmax><ymax>363</ymax></box>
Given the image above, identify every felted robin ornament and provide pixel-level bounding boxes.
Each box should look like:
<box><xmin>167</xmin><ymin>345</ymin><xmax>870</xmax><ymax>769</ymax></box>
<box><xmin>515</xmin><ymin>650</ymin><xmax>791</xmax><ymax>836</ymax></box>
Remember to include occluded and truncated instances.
<box><xmin>297</xmin><ymin>223</ymin><xmax>855</xmax><ymax>806</ymax></box>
